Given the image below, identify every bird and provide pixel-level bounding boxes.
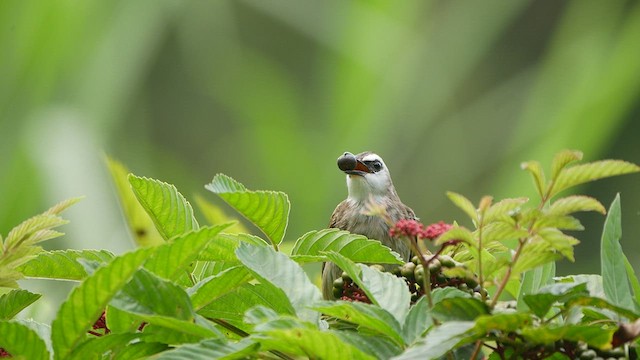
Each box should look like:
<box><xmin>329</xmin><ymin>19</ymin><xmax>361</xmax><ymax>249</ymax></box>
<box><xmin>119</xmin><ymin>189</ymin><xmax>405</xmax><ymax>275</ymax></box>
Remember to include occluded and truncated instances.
<box><xmin>322</xmin><ymin>151</ymin><xmax>416</xmax><ymax>300</ymax></box>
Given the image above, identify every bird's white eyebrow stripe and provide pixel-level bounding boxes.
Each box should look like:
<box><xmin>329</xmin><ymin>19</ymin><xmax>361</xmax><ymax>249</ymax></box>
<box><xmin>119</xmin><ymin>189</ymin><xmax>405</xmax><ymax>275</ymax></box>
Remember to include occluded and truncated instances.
<box><xmin>362</xmin><ymin>154</ymin><xmax>382</xmax><ymax>162</ymax></box>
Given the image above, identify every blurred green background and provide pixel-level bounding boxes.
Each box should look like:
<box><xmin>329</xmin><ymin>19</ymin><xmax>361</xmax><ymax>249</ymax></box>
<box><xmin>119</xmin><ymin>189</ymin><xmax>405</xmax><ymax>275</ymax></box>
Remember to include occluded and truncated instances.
<box><xmin>2</xmin><ymin>0</ymin><xmax>640</xmax><ymax>320</ymax></box>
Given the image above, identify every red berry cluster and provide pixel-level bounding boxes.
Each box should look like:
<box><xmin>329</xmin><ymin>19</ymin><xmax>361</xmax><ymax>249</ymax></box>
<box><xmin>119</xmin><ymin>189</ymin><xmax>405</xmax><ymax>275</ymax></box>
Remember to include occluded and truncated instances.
<box><xmin>389</xmin><ymin>220</ymin><xmax>452</xmax><ymax>240</ymax></box>
<box><xmin>0</xmin><ymin>348</ymin><xmax>10</xmax><ymax>358</ymax></box>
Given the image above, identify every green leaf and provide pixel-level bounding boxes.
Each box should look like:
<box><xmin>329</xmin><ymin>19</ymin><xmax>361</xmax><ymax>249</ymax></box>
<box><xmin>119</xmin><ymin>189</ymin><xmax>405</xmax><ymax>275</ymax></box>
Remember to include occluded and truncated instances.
<box><xmin>16</xmin><ymin>249</ymin><xmax>114</xmax><ymax>281</ymax></box>
<box><xmin>548</xmin><ymin>195</ymin><xmax>606</xmax><ymax>216</ymax></box>
<box><xmin>522</xmin><ymin>282</ymin><xmax>588</xmax><ymax>318</ymax></box>
<box><xmin>0</xmin><ymin>289</ymin><xmax>41</xmax><ymax>320</ymax></box>
<box><xmin>155</xmin><ymin>338</ymin><xmax>259</xmax><ymax>360</ymax></box>
<box><xmin>198</xmin><ymin>283</ymin><xmax>295</xmax><ymax>330</ymax></box>
<box><xmin>312</xmin><ymin>300</ymin><xmax>404</xmax><ymax>346</ymax></box>
<box><xmin>623</xmin><ymin>255</ymin><xmax>640</xmax><ymax>312</ymax></box>
<box><xmin>325</xmin><ymin>252</ymin><xmax>411</xmax><ymax>324</ymax></box>
<box><xmin>565</xmin><ymin>296</ymin><xmax>639</xmax><ymax>321</ymax></box>
<box><xmin>521</xmin><ymin>324</ymin><xmax>614</xmax><ymax>349</ymax></box>
<box><xmin>483</xmin><ymin>197</ymin><xmax>529</xmax><ymax>223</ymax></box>
<box><xmin>51</xmin><ymin>247</ymin><xmax>155</xmax><ymax>360</ymax></box>
<box><xmin>111</xmin><ymin>341</ymin><xmax>168</xmax><ymax>360</ymax></box>
<box><xmin>144</xmin><ymin>224</ymin><xmax>230</xmax><ymax>281</ymax></box>
<box><xmin>517</xmin><ymin>262</ymin><xmax>555</xmax><ymax>311</ymax></box>
<box><xmin>68</xmin><ymin>333</ymin><xmax>140</xmax><ymax>360</ymax></box>
<box><xmin>110</xmin><ymin>269</ymin><xmax>220</xmax><ymax>339</ymax></box>
<box><xmin>551</xmin><ymin>160</ymin><xmax>640</xmax><ymax>198</ymax></box>
<box><xmin>253</xmin><ymin>318</ymin><xmax>376</xmax><ymax>360</ymax></box>
<box><xmin>550</xmin><ymin>149</ymin><xmax>583</xmax><ymax>181</ymax></box>
<box><xmin>520</xmin><ymin>160</ymin><xmax>546</xmax><ymax>198</ymax></box>
<box><xmin>434</xmin><ymin>226</ymin><xmax>475</xmax><ymax>246</ymax></box>
<box><xmin>194</xmin><ymin>194</ymin><xmax>249</xmax><ymax>234</ymax></box>
<box><xmin>401</xmin><ymin>296</ymin><xmax>433</xmax><ymax>345</ymax></box>
<box><xmin>392</xmin><ymin>321</ymin><xmax>476</xmax><ymax>360</ymax></box>
<box><xmin>128</xmin><ymin>174</ymin><xmax>199</xmax><ymax>240</ymax></box>
<box><xmin>236</xmin><ymin>243</ymin><xmax>321</xmax><ymax>323</ymax></box>
<box><xmin>336</xmin><ymin>332</ymin><xmax>402</xmax><ymax>360</ymax></box>
<box><xmin>432</xmin><ymin>297</ymin><xmax>489</xmax><ymax>322</ymax></box>
<box><xmin>601</xmin><ymin>194</ymin><xmax>636</xmax><ymax>313</ymax></box>
<box><xmin>0</xmin><ymin>320</ymin><xmax>50</xmax><ymax>360</ymax></box>
<box><xmin>189</xmin><ymin>266</ymin><xmax>253</xmax><ymax>310</ymax></box>
<box><xmin>206</xmin><ymin>174</ymin><xmax>290</xmax><ymax>245</ymax></box>
<box><xmin>291</xmin><ymin>228</ymin><xmax>403</xmax><ymax>264</ymax></box>
<box><xmin>105</xmin><ymin>157</ymin><xmax>164</xmax><ymax>247</ymax></box>
<box><xmin>474</xmin><ymin>312</ymin><xmax>532</xmax><ymax>333</ymax></box>
<box><xmin>446</xmin><ymin>192</ymin><xmax>478</xmax><ymax>223</ymax></box>
<box><xmin>198</xmin><ymin>233</ymin><xmax>268</xmax><ymax>262</ymax></box>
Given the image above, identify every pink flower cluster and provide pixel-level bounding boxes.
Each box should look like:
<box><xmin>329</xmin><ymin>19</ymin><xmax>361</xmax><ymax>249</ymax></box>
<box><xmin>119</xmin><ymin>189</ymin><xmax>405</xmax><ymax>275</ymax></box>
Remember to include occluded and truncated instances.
<box><xmin>389</xmin><ymin>219</ymin><xmax>453</xmax><ymax>240</ymax></box>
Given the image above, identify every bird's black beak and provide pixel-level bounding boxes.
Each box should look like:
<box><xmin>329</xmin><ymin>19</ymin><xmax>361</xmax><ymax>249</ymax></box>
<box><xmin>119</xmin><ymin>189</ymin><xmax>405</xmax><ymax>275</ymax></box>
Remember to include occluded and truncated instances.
<box><xmin>337</xmin><ymin>152</ymin><xmax>371</xmax><ymax>176</ymax></box>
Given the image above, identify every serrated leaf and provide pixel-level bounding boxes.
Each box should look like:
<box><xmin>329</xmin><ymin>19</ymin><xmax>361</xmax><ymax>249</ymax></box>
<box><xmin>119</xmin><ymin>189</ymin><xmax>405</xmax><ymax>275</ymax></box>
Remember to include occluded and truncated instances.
<box><xmin>551</xmin><ymin>160</ymin><xmax>640</xmax><ymax>198</ymax></box>
<box><xmin>523</xmin><ymin>282</ymin><xmax>588</xmax><ymax>318</ymax></box>
<box><xmin>484</xmin><ymin>197</ymin><xmax>528</xmax><ymax>223</ymax></box>
<box><xmin>601</xmin><ymin>194</ymin><xmax>636</xmax><ymax>314</ymax></box>
<box><xmin>111</xmin><ymin>341</ymin><xmax>168</xmax><ymax>360</ymax></box>
<box><xmin>549</xmin><ymin>195</ymin><xmax>606</xmax><ymax>216</ymax></box>
<box><xmin>16</xmin><ymin>249</ymin><xmax>114</xmax><ymax>281</ymax></box>
<box><xmin>550</xmin><ymin>150</ymin><xmax>583</xmax><ymax>181</ymax></box>
<box><xmin>235</xmin><ymin>243</ymin><xmax>321</xmax><ymax>324</ymax></box>
<box><xmin>474</xmin><ymin>312</ymin><xmax>532</xmax><ymax>333</ymax></box>
<box><xmin>51</xmin><ymin>247</ymin><xmax>155</xmax><ymax>360</ymax></box>
<box><xmin>197</xmin><ymin>233</ymin><xmax>268</xmax><ymax>263</ymax></box>
<box><xmin>144</xmin><ymin>224</ymin><xmax>230</xmax><ymax>281</ymax></box>
<box><xmin>198</xmin><ymin>283</ymin><xmax>295</xmax><ymax>330</ymax></box>
<box><xmin>194</xmin><ymin>194</ymin><xmax>249</xmax><ymax>234</ymax></box>
<box><xmin>434</xmin><ymin>226</ymin><xmax>475</xmax><ymax>246</ymax></box>
<box><xmin>254</xmin><ymin>322</ymin><xmax>376</xmax><ymax>360</ymax></box>
<box><xmin>521</xmin><ymin>160</ymin><xmax>546</xmax><ymax>198</ymax></box>
<box><xmin>336</xmin><ymin>331</ymin><xmax>402</xmax><ymax>360</ymax></box>
<box><xmin>312</xmin><ymin>301</ymin><xmax>404</xmax><ymax>346</ymax></box>
<box><xmin>0</xmin><ymin>289</ymin><xmax>41</xmax><ymax>320</ymax></box>
<box><xmin>155</xmin><ymin>338</ymin><xmax>259</xmax><ymax>360</ymax></box>
<box><xmin>535</xmin><ymin>215</ymin><xmax>584</xmax><ymax>231</ymax></box>
<box><xmin>68</xmin><ymin>333</ymin><xmax>140</xmax><ymax>360</ymax></box>
<box><xmin>110</xmin><ymin>269</ymin><xmax>220</xmax><ymax>339</ymax></box>
<box><xmin>432</xmin><ymin>297</ymin><xmax>489</xmax><ymax>322</ymax></box>
<box><xmin>189</xmin><ymin>266</ymin><xmax>253</xmax><ymax>310</ymax></box>
<box><xmin>536</xmin><ymin>228</ymin><xmax>580</xmax><ymax>261</ymax></box>
<box><xmin>521</xmin><ymin>324</ymin><xmax>614</xmax><ymax>349</ymax></box>
<box><xmin>4</xmin><ymin>214</ymin><xmax>68</xmax><ymax>250</ymax></box>
<box><xmin>128</xmin><ymin>174</ymin><xmax>199</xmax><ymax>240</ymax></box>
<box><xmin>206</xmin><ymin>174</ymin><xmax>290</xmax><ymax>245</ymax></box>
<box><xmin>105</xmin><ymin>157</ymin><xmax>164</xmax><ymax>247</ymax></box>
<box><xmin>0</xmin><ymin>320</ymin><xmax>50</xmax><ymax>360</ymax></box>
<box><xmin>401</xmin><ymin>296</ymin><xmax>433</xmax><ymax>345</ymax></box>
<box><xmin>392</xmin><ymin>321</ymin><xmax>476</xmax><ymax>360</ymax></box>
<box><xmin>446</xmin><ymin>192</ymin><xmax>478</xmax><ymax>223</ymax></box>
<box><xmin>113</xmin><ymin>269</ymin><xmax>195</xmax><ymax>321</ymax></box>
<box><xmin>480</xmin><ymin>222</ymin><xmax>529</xmax><ymax>244</ymax></box>
<box><xmin>291</xmin><ymin>228</ymin><xmax>403</xmax><ymax>264</ymax></box>
<box><xmin>566</xmin><ymin>296</ymin><xmax>639</xmax><ymax>321</ymax></box>
<box><xmin>325</xmin><ymin>252</ymin><xmax>411</xmax><ymax>324</ymax></box>
<box><xmin>517</xmin><ymin>262</ymin><xmax>555</xmax><ymax>311</ymax></box>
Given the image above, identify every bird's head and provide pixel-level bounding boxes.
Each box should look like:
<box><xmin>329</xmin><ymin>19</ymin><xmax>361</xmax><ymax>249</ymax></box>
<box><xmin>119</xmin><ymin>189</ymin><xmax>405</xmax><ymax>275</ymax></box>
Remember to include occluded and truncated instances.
<box><xmin>337</xmin><ymin>151</ymin><xmax>396</xmax><ymax>202</ymax></box>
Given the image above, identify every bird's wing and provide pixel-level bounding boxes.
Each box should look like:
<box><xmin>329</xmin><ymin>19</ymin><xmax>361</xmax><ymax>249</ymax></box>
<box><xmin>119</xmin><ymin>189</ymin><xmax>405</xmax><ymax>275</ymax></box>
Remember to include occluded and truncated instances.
<box><xmin>328</xmin><ymin>200</ymin><xmax>350</xmax><ymax>229</ymax></box>
<box><xmin>402</xmin><ymin>203</ymin><xmax>418</xmax><ymax>221</ymax></box>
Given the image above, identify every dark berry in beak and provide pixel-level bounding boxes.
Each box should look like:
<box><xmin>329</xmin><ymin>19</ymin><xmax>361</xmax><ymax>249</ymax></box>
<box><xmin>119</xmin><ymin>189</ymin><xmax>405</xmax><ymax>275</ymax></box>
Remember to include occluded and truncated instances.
<box><xmin>337</xmin><ymin>152</ymin><xmax>357</xmax><ymax>171</ymax></box>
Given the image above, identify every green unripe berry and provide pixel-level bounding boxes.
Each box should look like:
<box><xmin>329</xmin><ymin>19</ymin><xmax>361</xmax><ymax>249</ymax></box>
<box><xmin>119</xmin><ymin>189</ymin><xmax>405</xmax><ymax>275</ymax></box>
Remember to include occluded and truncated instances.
<box><xmin>341</xmin><ymin>272</ymin><xmax>352</xmax><ymax>283</ymax></box>
<box><xmin>401</xmin><ymin>262</ymin><xmax>416</xmax><ymax>280</ymax></box>
<box><xmin>439</xmin><ymin>255</ymin><xmax>455</xmax><ymax>268</ymax></box>
<box><xmin>369</xmin><ymin>264</ymin><xmax>385</xmax><ymax>272</ymax></box>
<box><xmin>333</xmin><ymin>277</ymin><xmax>344</xmax><ymax>289</ymax></box>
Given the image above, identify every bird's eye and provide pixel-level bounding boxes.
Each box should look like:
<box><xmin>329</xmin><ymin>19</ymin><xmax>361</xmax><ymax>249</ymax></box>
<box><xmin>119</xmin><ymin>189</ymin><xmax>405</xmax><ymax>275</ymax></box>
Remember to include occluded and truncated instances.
<box><xmin>372</xmin><ymin>160</ymin><xmax>383</xmax><ymax>172</ymax></box>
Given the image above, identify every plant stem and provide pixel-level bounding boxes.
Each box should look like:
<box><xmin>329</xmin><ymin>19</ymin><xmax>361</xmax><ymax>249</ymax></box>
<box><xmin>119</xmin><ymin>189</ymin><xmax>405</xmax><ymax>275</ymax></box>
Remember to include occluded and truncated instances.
<box><xmin>469</xmin><ymin>340</ymin><xmax>483</xmax><ymax>360</ymax></box>
<box><xmin>408</xmin><ymin>237</ymin><xmax>433</xmax><ymax>308</ymax></box>
<box><xmin>490</xmin><ymin>238</ymin><xmax>526</xmax><ymax>308</ymax></box>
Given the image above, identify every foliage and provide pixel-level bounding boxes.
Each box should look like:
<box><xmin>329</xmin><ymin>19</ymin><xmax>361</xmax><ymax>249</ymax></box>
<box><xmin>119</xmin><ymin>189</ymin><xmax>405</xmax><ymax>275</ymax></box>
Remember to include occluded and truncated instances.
<box><xmin>1</xmin><ymin>150</ymin><xmax>640</xmax><ymax>359</ymax></box>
